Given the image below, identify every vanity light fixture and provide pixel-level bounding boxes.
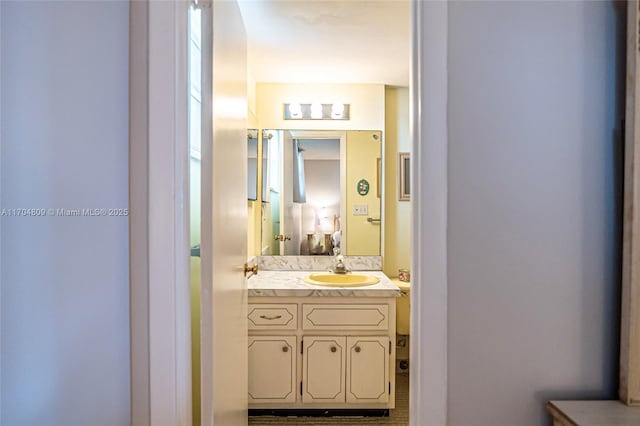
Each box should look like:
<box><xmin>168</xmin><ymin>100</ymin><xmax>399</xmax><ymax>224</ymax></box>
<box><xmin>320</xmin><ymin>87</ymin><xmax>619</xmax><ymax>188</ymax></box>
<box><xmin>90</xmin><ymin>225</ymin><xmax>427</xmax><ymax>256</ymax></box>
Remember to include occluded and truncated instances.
<box><xmin>283</xmin><ymin>103</ymin><xmax>350</xmax><ymax>120</ymax></box>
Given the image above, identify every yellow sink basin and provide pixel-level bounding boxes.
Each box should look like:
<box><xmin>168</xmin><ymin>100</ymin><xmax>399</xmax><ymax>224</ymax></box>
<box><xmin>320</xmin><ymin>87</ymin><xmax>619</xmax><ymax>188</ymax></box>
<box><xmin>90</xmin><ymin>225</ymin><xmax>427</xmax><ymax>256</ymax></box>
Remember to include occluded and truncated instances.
<box><xmin>304</xmin><ymin>273</ymin><xmax>380</xmax><ymax>287</ymax></box>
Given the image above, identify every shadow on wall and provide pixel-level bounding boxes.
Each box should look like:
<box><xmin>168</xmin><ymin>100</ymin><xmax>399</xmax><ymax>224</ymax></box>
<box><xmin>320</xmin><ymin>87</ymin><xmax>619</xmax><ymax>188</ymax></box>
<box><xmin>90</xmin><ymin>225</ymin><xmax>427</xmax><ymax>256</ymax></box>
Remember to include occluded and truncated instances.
<box><xmin>536</xmin><ymin>1</ymin><xmax>626</xmax><ymax>424</ymax></box>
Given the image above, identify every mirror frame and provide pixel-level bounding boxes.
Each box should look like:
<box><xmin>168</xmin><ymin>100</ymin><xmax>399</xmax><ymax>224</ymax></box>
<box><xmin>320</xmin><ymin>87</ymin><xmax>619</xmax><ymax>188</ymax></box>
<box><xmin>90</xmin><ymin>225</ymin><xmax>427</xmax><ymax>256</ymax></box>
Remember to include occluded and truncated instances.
<box><xmin>247</xmin><ymin>129</ymin><xmax>258</xmax><ymax>201</ymax></box>
<box><xmin>260</xmin><ymin>130</ymin><xmax>271</xmax><ymax>202</ymax></box>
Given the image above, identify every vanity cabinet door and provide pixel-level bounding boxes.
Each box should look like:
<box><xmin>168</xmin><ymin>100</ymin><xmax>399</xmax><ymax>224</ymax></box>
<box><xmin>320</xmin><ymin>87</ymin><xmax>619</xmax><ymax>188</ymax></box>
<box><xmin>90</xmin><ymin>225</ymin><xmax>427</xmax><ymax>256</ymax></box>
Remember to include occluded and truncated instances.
<box><xmin>248</xmin><ymin>336</ymin><xmax>297</xmax><ymax>403</ymax></box>
<box><xmin>302</xmin><ymin>336</ymin><xmax>346</xmax><ymax>403</ymax></box>
<box><xmin>346</xmin><ymin>336</ymin><xmax>390</xmax><ymax>404</ymax></box>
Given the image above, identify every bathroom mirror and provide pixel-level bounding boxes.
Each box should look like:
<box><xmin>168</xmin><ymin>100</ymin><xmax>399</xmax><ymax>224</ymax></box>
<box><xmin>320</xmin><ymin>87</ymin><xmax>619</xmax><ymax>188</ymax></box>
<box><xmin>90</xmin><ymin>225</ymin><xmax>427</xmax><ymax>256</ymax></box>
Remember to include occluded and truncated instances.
<box><xmin>260</xmin><ymin>129</ymin><xmax>382</xmax><ymax>256</ymax></box>
<box><xmin>248</xmin><ymin>129</ymin><xmax>258</xmax><ymax>201</ymax></box>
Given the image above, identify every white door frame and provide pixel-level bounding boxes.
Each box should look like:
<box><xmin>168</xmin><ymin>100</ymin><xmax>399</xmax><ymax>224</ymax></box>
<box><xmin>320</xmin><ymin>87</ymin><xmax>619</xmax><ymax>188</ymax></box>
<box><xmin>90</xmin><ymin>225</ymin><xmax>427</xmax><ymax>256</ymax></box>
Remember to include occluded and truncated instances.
<box><xmin>129</xmin><ymin>0</ymin><xmax>192</xmax><ymax>425</ymax></box>
<box><xmin>131</xmin><ymin>1</ymin><xmax>450</xmax><ymax>425</ymax></box>
<box><xmin>410</xmin><ymin>1</ymin><xmax>449</xmax><ymax>424</ymax></box>
<box><xmin>0</xmin><ymin>2</ymin><xmax>3</xmax><ymax>423</ymax></box>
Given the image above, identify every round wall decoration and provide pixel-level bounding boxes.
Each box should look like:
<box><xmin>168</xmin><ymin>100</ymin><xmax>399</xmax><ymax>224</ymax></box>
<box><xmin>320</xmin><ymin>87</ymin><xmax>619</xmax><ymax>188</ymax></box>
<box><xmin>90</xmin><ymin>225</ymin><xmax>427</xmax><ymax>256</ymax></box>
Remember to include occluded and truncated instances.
<box><xmin>357</xmin><ymin>179</ymin><xmax>370</xmax><ymax>196</ymax></box>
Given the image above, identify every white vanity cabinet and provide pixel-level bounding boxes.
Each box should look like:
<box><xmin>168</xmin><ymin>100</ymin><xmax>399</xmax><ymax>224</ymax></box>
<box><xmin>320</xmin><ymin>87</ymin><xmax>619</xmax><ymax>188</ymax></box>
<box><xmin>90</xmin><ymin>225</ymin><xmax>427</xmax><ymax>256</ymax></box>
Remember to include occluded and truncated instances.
<box><xmin>248</xmin><ymin>296</ymin><xmax>396</xmax><ymax>410</ymax></box>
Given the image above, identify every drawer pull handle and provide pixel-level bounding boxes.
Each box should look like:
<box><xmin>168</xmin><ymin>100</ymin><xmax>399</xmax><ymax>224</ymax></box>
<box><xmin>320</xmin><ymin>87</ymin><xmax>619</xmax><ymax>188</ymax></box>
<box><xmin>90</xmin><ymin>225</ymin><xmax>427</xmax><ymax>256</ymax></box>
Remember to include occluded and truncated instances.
<box><xmin>259</xmin><ymin>314</ymin><xmax>282</xmax><ymax>320</ymax></box>
<box><xmin>355</xmin><ymin>346</ymin><xmax>361</xmax><ymax>353</ymax></box>
<box><xmin>330</xmin><ymin>346</ymin><xmax>337</xmax><ymax>353</ymax></box>
<box><xmin>282</xmin><ymin>346</ymin><xmax>289</xmax><ymax>353</ymax></box>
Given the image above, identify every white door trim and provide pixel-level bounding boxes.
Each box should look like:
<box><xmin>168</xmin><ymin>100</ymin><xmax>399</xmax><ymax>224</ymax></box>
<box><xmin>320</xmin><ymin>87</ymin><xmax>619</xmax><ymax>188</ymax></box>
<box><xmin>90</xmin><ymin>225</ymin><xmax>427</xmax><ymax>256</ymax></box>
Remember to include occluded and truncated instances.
<box><xmin>410</xmin><ymin>1</ymin><xmax>449</xmax><ymax>425</ymax></box>
<box><xmin>129</xmin><ymin>1</ymin><xmax>150</xmax><ymax>423</ymax></box>
<box><xmin>0</xmin><ymin>2</ymin><xmax>3</xmax><ymax>424</ymax></box>
<box><xmin>130</xmin><ymin>1</ymin><xmax>192</xmax><ymax>425</ymax></box>
<box><xmin>199</xmin><ymin>3</ymin><xmax>214</xmax><ymax>422</ymax></box>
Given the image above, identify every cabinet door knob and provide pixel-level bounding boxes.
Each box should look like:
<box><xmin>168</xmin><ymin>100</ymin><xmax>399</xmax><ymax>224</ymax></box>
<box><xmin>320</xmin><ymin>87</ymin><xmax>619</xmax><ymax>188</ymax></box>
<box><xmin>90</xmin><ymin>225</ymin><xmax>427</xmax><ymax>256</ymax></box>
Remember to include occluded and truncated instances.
<box><xmin>244</xmin><ymin>263</ymin><xmax>258</xmax><ymax>277</ymax></box>
<box><xmin>330</xmin><ymin>346</ymin><xmax>337</xmax><ymax>353</ymax></box>
<box><xmin>282</xmin><ymin>346</ymin><xmax>289</xmax><ymax>353</ymax></box>
<box><xmin>355</xmin><ymin>346</ymin><xmax>361</xmax><ymax>353</ymax></box>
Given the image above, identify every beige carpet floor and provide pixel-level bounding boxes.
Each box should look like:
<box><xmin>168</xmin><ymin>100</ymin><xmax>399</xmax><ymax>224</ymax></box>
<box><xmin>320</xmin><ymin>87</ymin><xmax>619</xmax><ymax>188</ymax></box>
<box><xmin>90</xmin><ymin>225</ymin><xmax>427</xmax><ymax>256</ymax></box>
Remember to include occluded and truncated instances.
<box><xmin>248</xmin><ymin>374</ymin><xmax>409</xmax><ymax>426</ymax></box>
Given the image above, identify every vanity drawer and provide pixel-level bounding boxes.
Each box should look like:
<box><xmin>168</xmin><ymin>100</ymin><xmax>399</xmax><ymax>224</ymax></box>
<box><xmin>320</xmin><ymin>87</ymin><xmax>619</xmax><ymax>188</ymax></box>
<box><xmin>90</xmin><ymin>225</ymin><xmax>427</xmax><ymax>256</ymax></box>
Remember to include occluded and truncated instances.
<box><xmin>248</xmin><ymin>304</ymin><xmax>297</xmax><ymax>330</ymax></box>
<box><xmin>302</xmin><ymin>304</ymin><xmax>389</xmax><ymax>331</ymax></box>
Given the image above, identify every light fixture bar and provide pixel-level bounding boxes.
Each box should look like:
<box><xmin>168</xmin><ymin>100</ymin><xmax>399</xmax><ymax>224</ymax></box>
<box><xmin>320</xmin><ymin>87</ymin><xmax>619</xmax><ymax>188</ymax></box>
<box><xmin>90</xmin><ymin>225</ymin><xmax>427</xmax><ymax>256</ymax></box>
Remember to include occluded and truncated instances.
<box><xmin>283</xmin><ymin>103</ymin><xmax>350</xmax><ymax>120</ymax></box>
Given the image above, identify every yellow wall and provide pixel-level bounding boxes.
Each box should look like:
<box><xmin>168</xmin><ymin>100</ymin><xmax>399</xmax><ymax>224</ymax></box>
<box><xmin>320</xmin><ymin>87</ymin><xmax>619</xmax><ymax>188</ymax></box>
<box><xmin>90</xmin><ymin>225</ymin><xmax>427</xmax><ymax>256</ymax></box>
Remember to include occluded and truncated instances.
<box><xmin>247</xmin><ymin>201</ymin><xmax>258</xmax><ymax>256</ymax></box>
<box><xmin>256</xmin><ymin>83</ymin><xmax>385</xmax><ymax>130</ymax></box>
<box><xmin>247</xmin><ymin>104</ymin><xmax>262</xmax><ymax>257</ymax></box>
<box><xmin>383</xmin><ymin>87</ymin><xmax>411</xmax><ymax>276</ymax></box>
<box><xmin>345</xmin><ymin>130</ymin><xmax>382</xmax><ymax>255</ymax></box>
<box><xmin>190</xmin><ymin>257</ymin><xmax>201</xmax><ymax>426</ymax></box>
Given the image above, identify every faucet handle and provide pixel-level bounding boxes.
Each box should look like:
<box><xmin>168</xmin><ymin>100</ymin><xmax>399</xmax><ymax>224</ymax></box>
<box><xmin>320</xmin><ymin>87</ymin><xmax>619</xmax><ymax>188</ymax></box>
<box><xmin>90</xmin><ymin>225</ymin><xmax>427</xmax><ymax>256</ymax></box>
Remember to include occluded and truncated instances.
<box><xmin>332</xmin><ymin>255</ymin><xmax>348</xmax><ymax>274</ymax></box>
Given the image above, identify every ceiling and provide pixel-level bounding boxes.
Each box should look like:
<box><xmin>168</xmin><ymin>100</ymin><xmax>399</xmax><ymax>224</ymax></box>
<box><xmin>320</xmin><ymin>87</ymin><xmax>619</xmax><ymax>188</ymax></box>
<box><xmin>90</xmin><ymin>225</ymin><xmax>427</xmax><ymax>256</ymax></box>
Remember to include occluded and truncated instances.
<box><xmin>237</xmin><ymin>0</ymin><xmax>411</xmax><ymax>87</ymax></box>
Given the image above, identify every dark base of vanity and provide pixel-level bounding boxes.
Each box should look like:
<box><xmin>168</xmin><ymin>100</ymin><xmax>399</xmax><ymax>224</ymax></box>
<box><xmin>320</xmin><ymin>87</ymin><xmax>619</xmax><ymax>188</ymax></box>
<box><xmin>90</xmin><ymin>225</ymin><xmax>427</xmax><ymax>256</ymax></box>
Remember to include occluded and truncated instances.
<box><xmin>249</xmin><ymin>408</ymin><xmax>390</xmax><ymax>418</ymax></box>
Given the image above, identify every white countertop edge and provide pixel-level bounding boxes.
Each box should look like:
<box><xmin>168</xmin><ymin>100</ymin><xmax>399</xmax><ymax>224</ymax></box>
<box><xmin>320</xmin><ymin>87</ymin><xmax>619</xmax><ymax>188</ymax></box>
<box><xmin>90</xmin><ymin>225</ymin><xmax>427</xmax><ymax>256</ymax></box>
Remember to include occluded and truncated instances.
<box><xmin>247</xmin><ymin>270</ymin><xmax>401</xmax><ymax>298</ymax></box>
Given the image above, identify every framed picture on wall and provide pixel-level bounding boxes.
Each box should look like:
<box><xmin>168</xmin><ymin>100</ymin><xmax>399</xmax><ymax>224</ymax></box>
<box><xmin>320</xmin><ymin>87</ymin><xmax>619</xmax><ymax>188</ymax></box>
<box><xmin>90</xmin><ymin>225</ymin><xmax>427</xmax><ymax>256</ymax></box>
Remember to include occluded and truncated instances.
<box><xmin>399</xmin><ymin>152</ymin><xmax>410</xmax><ymax>201</ymax></box>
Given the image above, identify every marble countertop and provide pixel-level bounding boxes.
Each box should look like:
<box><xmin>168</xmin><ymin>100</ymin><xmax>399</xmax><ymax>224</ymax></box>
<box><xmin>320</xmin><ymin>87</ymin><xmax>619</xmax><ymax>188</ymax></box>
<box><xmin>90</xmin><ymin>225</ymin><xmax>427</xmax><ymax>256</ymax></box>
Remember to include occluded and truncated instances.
<box><xmin>248</xmin><ymin>270</ymin><xmax>401</xmax><ymax>297</ymax></box>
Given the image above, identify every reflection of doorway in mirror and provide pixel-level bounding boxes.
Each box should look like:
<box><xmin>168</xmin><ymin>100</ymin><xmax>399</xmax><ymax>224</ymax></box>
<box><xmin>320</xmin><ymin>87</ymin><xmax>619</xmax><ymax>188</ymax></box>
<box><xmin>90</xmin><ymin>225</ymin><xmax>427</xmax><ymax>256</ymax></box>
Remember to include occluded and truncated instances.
<box><xmin>298</xmin><ymin>138</ymin><xmax>341</xmax><ymax>255</ymax></box>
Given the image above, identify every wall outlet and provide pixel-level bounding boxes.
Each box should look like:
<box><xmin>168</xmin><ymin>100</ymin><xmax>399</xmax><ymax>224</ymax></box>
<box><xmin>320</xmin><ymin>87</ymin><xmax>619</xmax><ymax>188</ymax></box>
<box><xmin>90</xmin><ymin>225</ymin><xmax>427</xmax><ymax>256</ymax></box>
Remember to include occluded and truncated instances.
<box><xmin>352</xmin><ymin>204</ymin><xmax>368</xmax><ymax>215</ymax></box>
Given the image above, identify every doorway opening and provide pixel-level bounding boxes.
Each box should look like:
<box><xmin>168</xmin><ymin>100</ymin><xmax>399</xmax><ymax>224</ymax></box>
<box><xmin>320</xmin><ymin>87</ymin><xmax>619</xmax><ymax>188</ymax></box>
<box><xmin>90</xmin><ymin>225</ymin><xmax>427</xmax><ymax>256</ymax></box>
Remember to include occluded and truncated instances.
<box><xmin>132</xmin><ymin>2</ymin><xmax>447</xmax><ymax>424</ymax></box>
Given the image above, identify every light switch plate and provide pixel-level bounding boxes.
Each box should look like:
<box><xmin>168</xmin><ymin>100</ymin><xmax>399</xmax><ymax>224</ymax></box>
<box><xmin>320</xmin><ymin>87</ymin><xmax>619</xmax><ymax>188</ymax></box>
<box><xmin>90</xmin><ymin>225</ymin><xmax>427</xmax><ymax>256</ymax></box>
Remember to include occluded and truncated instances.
<box><xmin>353</xmin><ymin>204</ymin><xmax>368</xmax><ymax>215</ymax></box>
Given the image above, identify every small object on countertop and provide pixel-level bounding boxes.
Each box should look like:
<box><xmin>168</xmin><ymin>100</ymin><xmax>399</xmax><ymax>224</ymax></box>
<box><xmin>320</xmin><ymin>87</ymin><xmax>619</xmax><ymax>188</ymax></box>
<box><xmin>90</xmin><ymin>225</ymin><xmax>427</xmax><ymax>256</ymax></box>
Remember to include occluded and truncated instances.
<box><xmin>398</xmin><ymin>268</ymin><xmax>410</xmax><ymax>282</ymax></box>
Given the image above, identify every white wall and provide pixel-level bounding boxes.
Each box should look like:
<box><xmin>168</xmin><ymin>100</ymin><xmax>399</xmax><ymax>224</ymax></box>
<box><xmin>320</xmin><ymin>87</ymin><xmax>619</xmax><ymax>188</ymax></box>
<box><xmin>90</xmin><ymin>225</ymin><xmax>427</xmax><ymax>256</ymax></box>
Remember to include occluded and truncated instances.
<box><xmin>1</xmin><ymin>1</ymin><xmax>130</xmax><ymax>425</ymax></box>
<box><xmin>383</xmin><ymin>87</ymin><xmax>411</xmax><ymax>276</ymax></box>
<box><xmin>446</xmin><ymin>1</ymin><xmax>624</xmax><ymax>425</ymax></box>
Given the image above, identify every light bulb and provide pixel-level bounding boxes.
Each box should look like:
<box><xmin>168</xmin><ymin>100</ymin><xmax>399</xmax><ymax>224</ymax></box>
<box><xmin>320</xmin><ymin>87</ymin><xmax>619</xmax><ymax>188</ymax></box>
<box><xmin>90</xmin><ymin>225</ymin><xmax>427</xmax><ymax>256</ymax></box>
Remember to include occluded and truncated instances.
<box><xmin>310</xmin><ymin>102</ymin><xmax>323</xmax><ymax>119</ymax></box>
<box><xmin>331</xmin><ymin>103</ymin><xmax>344</xmax><ymax>119</ymax></box>
<box><xmin>288</xmin><ymin>103</ymin><xmax>302</xmax><ymax>118</ymax></box>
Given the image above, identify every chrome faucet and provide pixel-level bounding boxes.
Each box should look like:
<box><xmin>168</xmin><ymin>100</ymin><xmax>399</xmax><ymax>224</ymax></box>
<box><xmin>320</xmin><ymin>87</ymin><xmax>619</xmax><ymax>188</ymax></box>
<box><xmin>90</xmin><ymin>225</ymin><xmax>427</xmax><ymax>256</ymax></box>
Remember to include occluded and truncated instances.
<box><xmin>331</xmin><ymin>255</ymin><xmax>349</xmax><ymax>274</ymax></box>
